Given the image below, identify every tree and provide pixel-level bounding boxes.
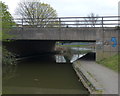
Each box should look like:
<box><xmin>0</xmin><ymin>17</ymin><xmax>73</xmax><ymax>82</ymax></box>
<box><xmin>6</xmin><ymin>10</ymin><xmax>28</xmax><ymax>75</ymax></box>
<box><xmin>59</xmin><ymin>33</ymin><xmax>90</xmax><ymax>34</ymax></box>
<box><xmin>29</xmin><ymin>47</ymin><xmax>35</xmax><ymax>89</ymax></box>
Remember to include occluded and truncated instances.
<box><xmin>15</xmin><ymin>0</ymin><xmax>58</xmax><ymax>27</ymax></box>
<box><xmin>1</xmin><ymin>1</ymin><xmax>15</xmax><ymax>40</ymax></box>
<box><xmin>0</xmin><ymin>2</ymin><xmax>16</xmax><ymax>66</ymax></box>
<box><xmin>84</xmin><ymin>13</ymin><xmax>99</xmax><ymax>27</ymax></box>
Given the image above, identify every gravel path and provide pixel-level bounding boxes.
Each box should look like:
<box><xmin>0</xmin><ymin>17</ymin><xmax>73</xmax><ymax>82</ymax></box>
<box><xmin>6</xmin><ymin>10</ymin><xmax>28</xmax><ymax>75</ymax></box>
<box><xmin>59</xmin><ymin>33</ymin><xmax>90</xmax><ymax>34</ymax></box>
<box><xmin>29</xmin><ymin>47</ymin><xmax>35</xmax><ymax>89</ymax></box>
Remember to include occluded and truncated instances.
<box><xmin>78</xmin><ymin>59</ymin><xmax>118</xmax><ymax>94</ymax></box>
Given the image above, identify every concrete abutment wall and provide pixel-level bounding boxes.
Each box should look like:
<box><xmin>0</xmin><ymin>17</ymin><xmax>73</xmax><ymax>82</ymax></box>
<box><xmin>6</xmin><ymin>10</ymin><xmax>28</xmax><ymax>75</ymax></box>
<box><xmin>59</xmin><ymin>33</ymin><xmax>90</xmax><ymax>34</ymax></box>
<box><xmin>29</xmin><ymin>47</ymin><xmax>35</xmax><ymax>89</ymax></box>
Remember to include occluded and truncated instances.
<box><xmin>96</xmin><ymin>28</ymin><xmax>119</xmax><ymax>61</ymax></box>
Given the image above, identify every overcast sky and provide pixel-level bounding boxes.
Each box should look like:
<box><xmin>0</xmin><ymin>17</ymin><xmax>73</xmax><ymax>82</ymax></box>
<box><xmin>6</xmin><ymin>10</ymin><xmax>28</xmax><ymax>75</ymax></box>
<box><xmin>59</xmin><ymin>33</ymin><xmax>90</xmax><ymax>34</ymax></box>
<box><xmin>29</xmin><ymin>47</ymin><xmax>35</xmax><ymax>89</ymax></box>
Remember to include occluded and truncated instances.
<box><xmin>1</xmin><ymin>0</ymin><xmax>120</xmax><ymax>17</ymax></box>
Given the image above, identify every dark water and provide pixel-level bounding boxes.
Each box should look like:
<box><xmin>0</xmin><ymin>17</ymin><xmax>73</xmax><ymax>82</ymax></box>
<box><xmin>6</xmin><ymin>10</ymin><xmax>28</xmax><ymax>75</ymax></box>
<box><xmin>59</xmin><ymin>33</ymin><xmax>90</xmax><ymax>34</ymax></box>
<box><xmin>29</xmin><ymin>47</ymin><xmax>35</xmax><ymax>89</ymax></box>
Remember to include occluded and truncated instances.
<box><xmin>3</xmin><ymin>54</ymin><xmax>89</xmax><ymax>94</ymax></box>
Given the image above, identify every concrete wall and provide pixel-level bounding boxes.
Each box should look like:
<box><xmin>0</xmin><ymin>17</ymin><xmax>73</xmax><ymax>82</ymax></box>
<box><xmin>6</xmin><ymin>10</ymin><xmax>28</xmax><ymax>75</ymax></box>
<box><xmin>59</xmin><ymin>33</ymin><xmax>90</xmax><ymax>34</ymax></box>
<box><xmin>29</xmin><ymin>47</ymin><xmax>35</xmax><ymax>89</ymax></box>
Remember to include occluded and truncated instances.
<box><xmin>8</xmin><ymin>27</ymin><xmax>96</xmax><ymax>41</ymax></box>
<box><xmin>96</xmin><ymin>28</ymin><xmax>119</xmax><ymax>61</ymax></box>
<box><xmin>118</xmin><ymin>1</ymin><xmax>120</xmax><ymax>53</ymax></box>
<box><xmin>118</xmin><ymin>28</ymin><xmax>120</xmax><ymax>55</ymax></box>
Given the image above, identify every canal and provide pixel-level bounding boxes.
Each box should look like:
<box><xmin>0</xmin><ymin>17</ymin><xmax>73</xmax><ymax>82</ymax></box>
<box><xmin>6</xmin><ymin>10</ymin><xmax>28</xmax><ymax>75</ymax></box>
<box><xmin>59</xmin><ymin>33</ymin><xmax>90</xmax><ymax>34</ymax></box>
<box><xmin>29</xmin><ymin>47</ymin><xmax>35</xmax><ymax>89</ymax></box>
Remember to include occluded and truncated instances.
<box><xmin>3</xmin><ymin>48</ymin><xmax>90</xmax><ymax>94</ymax></box>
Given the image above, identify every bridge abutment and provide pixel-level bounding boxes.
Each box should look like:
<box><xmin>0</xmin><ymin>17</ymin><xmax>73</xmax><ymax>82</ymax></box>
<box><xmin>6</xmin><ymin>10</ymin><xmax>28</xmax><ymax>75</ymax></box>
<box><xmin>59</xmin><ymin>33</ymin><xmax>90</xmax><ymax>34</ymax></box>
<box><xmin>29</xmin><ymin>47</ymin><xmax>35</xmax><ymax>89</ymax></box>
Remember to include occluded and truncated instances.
<box><xmin>96</xmin><ymin>28</ymin><xmax>119</xmax><ymax>61</ymax></box>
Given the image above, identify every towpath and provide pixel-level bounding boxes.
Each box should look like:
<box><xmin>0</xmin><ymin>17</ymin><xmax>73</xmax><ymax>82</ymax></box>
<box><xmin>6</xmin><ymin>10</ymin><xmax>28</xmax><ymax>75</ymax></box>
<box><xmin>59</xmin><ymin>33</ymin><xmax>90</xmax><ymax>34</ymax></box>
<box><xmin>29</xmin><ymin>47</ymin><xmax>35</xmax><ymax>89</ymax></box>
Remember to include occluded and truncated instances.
<box><xmin>77</xmin><ymin>57</ymin><xmax>118</xmax><ymax>94</ymax></box>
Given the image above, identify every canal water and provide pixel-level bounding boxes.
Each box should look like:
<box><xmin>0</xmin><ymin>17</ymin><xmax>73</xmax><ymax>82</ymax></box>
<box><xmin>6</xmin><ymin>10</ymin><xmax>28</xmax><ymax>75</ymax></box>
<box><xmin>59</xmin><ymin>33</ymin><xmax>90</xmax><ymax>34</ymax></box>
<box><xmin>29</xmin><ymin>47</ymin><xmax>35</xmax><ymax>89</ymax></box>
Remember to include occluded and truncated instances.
<box><xmin>3</xmin><ymin>48</ymin><xmax>90</xmax><ymax>94</ymax></box>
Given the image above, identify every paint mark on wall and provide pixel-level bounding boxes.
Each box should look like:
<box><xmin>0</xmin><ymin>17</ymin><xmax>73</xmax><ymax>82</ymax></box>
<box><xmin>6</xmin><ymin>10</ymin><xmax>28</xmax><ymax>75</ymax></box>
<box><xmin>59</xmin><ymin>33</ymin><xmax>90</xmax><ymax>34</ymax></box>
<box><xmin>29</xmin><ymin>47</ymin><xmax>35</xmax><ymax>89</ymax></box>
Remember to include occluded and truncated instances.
<box><xmin>111</xmin><ymin>37</ymin><xmax>117</xmax><ymax>47</ymax></box>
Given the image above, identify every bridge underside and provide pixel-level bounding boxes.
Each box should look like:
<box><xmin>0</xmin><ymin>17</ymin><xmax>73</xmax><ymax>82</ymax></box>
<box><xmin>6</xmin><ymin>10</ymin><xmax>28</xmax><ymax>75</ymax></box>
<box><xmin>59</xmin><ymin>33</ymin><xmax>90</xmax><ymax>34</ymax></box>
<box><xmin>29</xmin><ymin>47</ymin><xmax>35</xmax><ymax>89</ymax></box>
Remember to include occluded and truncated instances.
<box><xmin>3</xmin><ymin>40</ymin><xmax>56</xmax><ymax>57</ymax></box>
<box><xmin>3</xmin><ymin>40</ymin><xmax>96</xmax><ymax>57</ymax></box>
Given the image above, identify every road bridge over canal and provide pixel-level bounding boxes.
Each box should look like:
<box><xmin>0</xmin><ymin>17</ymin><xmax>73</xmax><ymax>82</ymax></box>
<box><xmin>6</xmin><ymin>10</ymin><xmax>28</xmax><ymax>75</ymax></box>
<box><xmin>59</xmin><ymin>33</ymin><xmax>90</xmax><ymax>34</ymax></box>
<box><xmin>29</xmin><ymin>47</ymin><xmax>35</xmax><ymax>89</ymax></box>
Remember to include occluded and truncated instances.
<box><xmin>3</xmin><ymin>16</ymin><xmax>120</xmax><ymax>61</ymax></box>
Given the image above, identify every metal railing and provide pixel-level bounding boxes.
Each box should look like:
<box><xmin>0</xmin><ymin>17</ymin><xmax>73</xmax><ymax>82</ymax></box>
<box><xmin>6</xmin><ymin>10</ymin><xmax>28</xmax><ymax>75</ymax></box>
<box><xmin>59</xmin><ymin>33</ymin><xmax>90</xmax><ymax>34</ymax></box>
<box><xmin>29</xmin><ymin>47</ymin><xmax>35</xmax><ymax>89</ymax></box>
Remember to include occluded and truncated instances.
<box><xmin>12</xmin><ymin>16</ymin><xmax>120</xmax><ymax>28</ymax></box>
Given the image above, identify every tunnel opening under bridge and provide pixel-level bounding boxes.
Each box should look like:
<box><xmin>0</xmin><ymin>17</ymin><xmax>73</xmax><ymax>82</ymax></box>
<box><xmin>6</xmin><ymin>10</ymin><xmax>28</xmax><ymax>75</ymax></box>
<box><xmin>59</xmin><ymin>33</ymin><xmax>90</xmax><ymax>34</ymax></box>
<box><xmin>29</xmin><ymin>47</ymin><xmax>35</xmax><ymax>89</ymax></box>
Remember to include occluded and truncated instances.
<box><xmin>55</xmin><ymin>40</ymin><xmax>96</xmax><ymax>62</ymax></box>
<box><xmin>3</xmin><ymin>40</ymin><xmax>96</xmax><ymax>61</ymax></box>
<box><xmin>3</xmin><ymin>40</ymin><xmax>95</xmax><ymax>62</ymax></box>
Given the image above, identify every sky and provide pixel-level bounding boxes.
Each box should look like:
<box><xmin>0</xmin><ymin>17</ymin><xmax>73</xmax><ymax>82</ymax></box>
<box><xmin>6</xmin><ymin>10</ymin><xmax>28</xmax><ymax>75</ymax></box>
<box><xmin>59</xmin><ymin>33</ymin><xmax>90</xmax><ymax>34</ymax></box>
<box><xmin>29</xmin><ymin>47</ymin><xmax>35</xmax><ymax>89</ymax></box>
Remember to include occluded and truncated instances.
<box><xmin>1</xmin><ymin>0</ymin><xmax>120</xmax><ymax>17</ymax></box>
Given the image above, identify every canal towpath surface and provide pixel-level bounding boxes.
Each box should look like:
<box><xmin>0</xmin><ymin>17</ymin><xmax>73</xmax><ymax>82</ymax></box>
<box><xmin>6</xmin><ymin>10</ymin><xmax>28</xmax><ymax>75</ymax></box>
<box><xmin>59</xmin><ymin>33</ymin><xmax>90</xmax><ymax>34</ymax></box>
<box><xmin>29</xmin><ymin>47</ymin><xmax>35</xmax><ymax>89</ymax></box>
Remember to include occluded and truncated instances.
<box><xmin>76</xmin><ymin>59</ymin><xmax>118</xmax><ymax>94</ymax></box>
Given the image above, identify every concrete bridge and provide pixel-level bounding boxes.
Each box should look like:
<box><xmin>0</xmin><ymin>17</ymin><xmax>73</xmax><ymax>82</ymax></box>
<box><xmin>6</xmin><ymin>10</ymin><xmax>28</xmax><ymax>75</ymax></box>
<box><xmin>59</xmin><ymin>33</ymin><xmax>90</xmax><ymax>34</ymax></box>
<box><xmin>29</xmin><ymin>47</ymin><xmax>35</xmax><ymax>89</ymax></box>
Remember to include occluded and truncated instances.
<box><xmin>9</xmin><ymin>27</ymin><xmax>97</xmax><ymax>41</ymax></box>
<box><xmin>3</xmin><ymin>16</ymin><xmax>120</xmax><ymax>61</ymax></box>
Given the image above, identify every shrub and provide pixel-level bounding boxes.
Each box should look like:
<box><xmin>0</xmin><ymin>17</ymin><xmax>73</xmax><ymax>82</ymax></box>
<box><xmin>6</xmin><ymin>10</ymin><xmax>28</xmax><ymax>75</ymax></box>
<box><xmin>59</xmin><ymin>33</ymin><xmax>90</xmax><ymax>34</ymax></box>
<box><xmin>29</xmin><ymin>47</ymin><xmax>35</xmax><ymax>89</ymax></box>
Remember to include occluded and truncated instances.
<box><xmin>2</xmin><ymin>47</ymin><xmax>17</xmax><ymax>65</ymax></box>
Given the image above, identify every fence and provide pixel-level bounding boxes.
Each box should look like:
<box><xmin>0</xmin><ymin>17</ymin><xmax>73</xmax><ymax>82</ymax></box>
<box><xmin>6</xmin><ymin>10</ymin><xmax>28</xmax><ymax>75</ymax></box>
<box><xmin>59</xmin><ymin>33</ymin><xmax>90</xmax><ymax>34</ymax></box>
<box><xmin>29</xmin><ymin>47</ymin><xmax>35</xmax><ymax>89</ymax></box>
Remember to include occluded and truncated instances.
<box><xmin>13</xmin><ymin>16</ymin><xmax>120</xmax><ymax>28</ymax></box>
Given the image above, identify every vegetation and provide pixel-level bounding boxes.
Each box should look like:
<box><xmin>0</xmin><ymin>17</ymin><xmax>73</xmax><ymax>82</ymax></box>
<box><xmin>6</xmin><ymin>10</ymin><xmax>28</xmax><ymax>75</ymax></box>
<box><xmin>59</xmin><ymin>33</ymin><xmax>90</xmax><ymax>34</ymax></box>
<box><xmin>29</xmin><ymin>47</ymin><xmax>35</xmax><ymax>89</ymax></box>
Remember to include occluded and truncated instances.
<box><xmin>2</xmin><ymin>47</ymin><xmax>17</xmax><ymax>83</ymax></box>
<box><xmin>0</xmin><ymin>2</ymin><xmax>17</xmax><ymax>85</ymax></box>
<box><xmin>2</xmin><ymin>47</ymin><xmax>17</xmax><ymax>65</ymax></box>
<box><xmin>97</xmin><ymin>54</ymin><xmax>120</xmax><ymax>72</ymax></box>
<box><xmin>56</xmin><ymin>44</ymin><xmax>88</xmax><ymax>47</ymax></box>
<box><xmin>84</xmin><ymin>13</ymin><xmax>100</xmax><ymax>27</ymax></box>
<box><xmin>15</xmin><ymin>0</ymin><xmax>58</xmax><ymax>27</ymax></box>
<box><xmin>1</xmin><ymin>1</ymin><xmax>16</xmax><ymax>65</ymax></box>
<box><xmin>1</xmin><ymin>1</ymin><xmax>15</xmax><ymax>40</ymax></box>
<box><xmin>115</xmin><ymin>26</ymin><xmax>120</xmax><ymax>30</ymax></box>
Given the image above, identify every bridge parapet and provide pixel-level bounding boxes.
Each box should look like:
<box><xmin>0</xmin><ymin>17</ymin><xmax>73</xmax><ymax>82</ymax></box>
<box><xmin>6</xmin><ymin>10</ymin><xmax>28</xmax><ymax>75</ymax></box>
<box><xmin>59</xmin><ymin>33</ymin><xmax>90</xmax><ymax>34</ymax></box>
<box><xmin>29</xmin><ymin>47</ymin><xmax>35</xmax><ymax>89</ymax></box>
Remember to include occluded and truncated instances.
<box><xmin>8</xmin><ymin>27</ymin><xmax>98</xmax><ymax>41</ymax></box>
<box><xmin>13</xmin><ymin>16</ymin><xmax>119</xmax><ymax>28</ymax></box>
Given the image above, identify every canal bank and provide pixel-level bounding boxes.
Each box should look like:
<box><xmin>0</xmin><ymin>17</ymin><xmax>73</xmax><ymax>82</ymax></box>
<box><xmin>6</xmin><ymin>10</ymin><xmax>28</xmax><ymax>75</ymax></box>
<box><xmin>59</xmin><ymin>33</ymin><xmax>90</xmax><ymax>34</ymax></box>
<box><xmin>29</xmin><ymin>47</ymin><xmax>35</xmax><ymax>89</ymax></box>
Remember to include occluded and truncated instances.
<box><xmin>72</xmin><ymin>53</ymin><xmax>118</xmax><ymax>94</ymax></box>
<box><xmin>73</xmin><ymin>60</ymin><xmax>103</xmax><ymax>94</ymax></box>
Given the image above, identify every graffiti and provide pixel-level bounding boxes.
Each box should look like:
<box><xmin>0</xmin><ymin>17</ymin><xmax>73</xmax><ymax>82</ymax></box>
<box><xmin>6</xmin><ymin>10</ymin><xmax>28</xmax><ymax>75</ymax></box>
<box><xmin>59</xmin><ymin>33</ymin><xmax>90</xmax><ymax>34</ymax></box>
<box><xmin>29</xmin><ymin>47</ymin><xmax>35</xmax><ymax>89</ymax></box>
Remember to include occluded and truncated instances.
<box><xmin>103</xmin><ymin>40</ymin><xmax>110</xmax><ymax>45</ymax></box>
<box><xmin>111</xmin><ymin>37</ymin><xmax>117</xmax><ymax>47</ymax></box>
<box><xmin>96</xmin><ymin>37</ymin><xmax>117</xmax><ymax>49</ymax></box>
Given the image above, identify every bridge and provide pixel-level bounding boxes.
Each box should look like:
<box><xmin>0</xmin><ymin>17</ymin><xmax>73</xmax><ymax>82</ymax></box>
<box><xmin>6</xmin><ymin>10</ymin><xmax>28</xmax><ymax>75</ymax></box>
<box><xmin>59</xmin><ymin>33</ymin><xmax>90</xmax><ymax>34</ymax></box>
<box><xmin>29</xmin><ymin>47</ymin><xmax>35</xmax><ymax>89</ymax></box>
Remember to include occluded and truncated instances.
<box><xmin>3</xmin><ymin>16</ymin><xmax>120</xmax><ymax>61</ymax></box>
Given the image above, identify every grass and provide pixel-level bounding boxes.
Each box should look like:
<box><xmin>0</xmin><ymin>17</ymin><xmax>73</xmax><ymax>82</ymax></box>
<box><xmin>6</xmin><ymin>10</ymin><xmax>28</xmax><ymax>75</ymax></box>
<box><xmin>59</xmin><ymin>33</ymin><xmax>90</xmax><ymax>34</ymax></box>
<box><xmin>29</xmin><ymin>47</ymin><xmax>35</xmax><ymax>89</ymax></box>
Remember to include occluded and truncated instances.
<box><xmin>56</xmin><ymin>44</ymin><xmax>88</xmax><ymax>47</ymax></box>
<box><xmin>97</xmin><ymin>54</ymin><xmax>120</xmax><ymax>72</ymax></box>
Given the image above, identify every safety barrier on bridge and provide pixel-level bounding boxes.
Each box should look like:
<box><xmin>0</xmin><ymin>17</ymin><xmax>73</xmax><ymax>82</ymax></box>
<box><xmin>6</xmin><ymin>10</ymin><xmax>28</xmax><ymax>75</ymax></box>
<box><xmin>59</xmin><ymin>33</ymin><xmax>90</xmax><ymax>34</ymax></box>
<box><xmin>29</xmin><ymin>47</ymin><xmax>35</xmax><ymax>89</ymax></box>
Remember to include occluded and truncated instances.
<box><xmin>12</xmin><ymin>16</ymin><xmax>120</xmax><ymax>28</ymax></box>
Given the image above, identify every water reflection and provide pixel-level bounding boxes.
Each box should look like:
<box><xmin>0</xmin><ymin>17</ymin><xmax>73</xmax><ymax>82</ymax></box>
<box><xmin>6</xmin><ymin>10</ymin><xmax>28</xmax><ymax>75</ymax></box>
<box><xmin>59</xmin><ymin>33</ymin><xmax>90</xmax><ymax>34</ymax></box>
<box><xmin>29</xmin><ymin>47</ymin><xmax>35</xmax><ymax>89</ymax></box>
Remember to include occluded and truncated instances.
<box><xmin>3</xmin><ymin>46</ymin><xmax>91</xmax><ymax>94</ymax></box>
<box><xmin>3</xmin><ymin>64</ymin><xmax>17</xmax><ymax>82</ymax></box>
<box><xmin>55</xmin><ymin>55</ymin><xmax>66</xmax><ymax>63</ymax></box>
<box><xmin>55</xmin><ymin>54</ymin><xmax>86</xmax><ymax>63</ymax></box>
<box><xmin>55</xmin><ymin>47</ymin><xmax>92</xmax><ymax>63</ymax></box>
<box><xmin>3</xmin><ymin>54</ymin><xmax>89</xmax><ymax>94</ymax></box>
<box><xmin>70</xmin><ymin>54</ymin><xmax>86</xmax><ymax>63</ymax></box>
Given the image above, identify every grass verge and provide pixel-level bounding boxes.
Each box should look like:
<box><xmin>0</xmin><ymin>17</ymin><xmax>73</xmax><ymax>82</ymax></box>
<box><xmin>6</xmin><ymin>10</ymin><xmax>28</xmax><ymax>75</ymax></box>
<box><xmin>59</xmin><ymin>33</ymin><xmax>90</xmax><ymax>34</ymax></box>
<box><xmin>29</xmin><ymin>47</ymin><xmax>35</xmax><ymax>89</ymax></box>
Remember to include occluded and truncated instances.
<box><xmin>97</xmin><ymin>54</ymin><xmax>120</xmax><ymax>72</ymax></box>
<box><xmin>56</xmin><ymin>44</ymin><xmax>88</xmax><ymax>47</ymax></box>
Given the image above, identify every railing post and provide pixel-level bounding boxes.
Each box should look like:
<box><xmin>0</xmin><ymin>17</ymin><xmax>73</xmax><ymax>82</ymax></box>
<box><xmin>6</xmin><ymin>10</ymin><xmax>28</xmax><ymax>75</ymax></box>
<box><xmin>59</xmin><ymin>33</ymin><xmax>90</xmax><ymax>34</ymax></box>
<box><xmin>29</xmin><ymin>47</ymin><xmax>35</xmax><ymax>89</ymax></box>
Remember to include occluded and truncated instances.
<box><xmin>58</xmin><ymin>18</ymin><xmax>61</xmax><ymax>40</ymax></box>
<box><xmin>102</xmin><ymin>17</ymin><xmax>103</xmax><ymax>28</ymax></box>
<box><xmin>21</xmin><ymin>18</ymin><xmax>23</xmax><ymax>27</ymax></box>
<box><xmin>59</xmin><ymin>18</ymin><xmax>61</xmax><ymax>28</ymax></box>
